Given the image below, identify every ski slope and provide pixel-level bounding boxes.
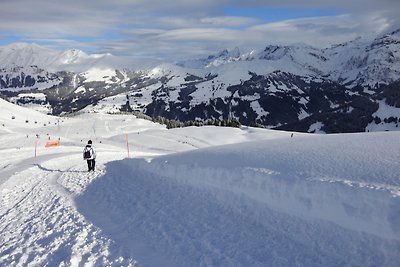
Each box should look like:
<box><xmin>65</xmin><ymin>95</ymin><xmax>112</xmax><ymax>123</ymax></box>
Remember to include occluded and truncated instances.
<box><xmin>0</xmin><ymin>98</ymin><xmax>399</xmax><ymax>266</ymax></box>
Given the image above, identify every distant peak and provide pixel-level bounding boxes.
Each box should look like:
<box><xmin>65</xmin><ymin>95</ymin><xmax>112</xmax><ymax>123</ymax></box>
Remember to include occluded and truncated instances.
<box><xmin>61</xmin><ymin>48</ymin><xmax>87</xmax><ymax>56</ymax></box>
<box><xmin>3</xmin><ymin>42</ymin><xmax>43</xmax><ymax>50</ymax></box>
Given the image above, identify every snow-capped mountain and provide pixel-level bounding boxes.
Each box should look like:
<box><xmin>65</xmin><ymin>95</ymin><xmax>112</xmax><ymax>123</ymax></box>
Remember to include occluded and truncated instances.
<box><xmin>177</xmin><ymin>47</ymin><xmax>255</xmax><ymax>69</ymax></box>
<box><xmin>178</xmin><ymin>29</ymin><xmax>400</xmax><ymax>88</ymax></box>
<box><xmin>0</xmin><ymin>43</ymin><xmax>105</xmax><ymax>71</ymax></box>
<box><xmin>0</xmin><ymin>29</ymin><xmax>399</xmax><ymax>132</ymax></box>
<box><xmin>0</xmin><ymin>43</ymin><xmax>160</xmax><ymax>114</ymax></box>
<box><xmin>0</xmin><ymin>43</ymin><xmax>160</xmax><ymax>72</ymax></box>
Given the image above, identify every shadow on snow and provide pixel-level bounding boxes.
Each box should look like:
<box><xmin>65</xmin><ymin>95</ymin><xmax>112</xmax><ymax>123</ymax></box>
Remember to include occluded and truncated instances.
<box><xmin>75</xmin><ymin>158</ymin><xmax>399</xmax><ymax>267</ymax></box>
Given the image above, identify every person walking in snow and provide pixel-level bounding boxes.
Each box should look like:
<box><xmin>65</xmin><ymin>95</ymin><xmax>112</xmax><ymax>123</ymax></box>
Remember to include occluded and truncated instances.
<box><xmin>83</xmin><ymin>140</ymin><xmax>96</xmax><ymax>172</ymax></box>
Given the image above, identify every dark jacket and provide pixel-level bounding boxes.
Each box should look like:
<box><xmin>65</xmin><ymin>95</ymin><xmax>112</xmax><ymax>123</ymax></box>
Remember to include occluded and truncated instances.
<box><xmin>83</xmin><ymin>144</ymin><xmax>96</xmax><ymax>160</ymax></box>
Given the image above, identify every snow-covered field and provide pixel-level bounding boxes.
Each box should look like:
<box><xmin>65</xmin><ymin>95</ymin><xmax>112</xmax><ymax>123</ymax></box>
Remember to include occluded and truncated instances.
<box><xmin>0</xmin><ymin>98</ymin><xmax>399</xmax><ymax>266</ymax></box>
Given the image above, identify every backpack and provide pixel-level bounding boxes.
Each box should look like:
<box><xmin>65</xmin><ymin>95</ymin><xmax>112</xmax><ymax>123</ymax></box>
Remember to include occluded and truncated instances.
<box><xmin>84</xmin><ymin>149</ymin><xmax>91</xmax><ymax>159</ymax></box>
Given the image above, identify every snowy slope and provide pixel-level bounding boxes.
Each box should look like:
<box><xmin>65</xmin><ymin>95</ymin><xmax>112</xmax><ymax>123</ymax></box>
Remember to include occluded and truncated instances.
<box><xmin>0</xmin><ymin>98</ymin><xmax>58</xmax><ymax>132</ymax></box>
<box><xmin>0</xmin><ymin>99</ymin><xmax>399</xmax><ymax>266</ymax></box>
<box><xmin>79</xmin><ymin>132</ymin><xmax>400</xmax><ymax>266</ymax></box>
<box><xmin>0</xmin><ymin>43</ymin><xmax>59</xmax><ymax>69</ymax></box>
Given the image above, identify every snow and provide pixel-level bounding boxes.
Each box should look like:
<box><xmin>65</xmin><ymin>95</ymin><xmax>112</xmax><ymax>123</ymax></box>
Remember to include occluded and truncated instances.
<box><xmin>366</xmin><ymin>100</ymin><xmax>400</xmax><ymax>132</ymax></box>
<box><xmin>82</xmin><ymin>68</ymin><xmax>118</xmax><ymax>83</ymax></box>
<box><xmin>7</xmin><ymin>93</ymin><xmax>53</xmax><ymax>113</ymax></box>
<box><xmin>74</xmin><ymin>86</ymin><xmax>86</xmax><ymax>94</ymax></box>
<box><xmin>297</xmin><ymin>108</ymin><xmax>309</xmax><ymax>120</ymax></box>
<box><xmin>174</xmin><ymin>31</ymin><xmax>400</xmax><ymax>88</ymax></box>
<box><xmin>0</xmin><ymin>43</ymin><xmax>160</xmax><ymax>72</ymax></box>
<box><xmin>250</xmin><ymin>101</ymin><xmax>269</xmax><ymax>118</ymax></box>
<box><xmin>15</xmin><ymin>93</ymin><xmax>47</xmax><ymax>101</ymax></box>
<box><xmin>373</xmin><ymin>100</ymin><xmax>400</xmax><ymax>119</ymax></box>
<box><xmin>308</xmin><ymin>121</ymin><xmax>326</xmax><ymax>133</ymax></box>
<box><xmin>0</xmin><ymin>98</ymin><xmax>399</xmax><ymax>266</ymax></box>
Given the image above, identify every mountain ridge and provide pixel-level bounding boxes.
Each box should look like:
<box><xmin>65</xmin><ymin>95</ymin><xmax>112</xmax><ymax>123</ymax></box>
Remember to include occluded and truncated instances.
<box><xmin>0</xmin><ymin>29</ymin><xmax>399</xmax><ymax>133</ymax></box>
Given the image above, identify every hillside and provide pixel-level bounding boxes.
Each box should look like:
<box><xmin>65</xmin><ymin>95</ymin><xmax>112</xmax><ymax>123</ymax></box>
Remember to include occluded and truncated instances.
<box><xmin>0</xmin><ymin>99</ymin><xmax>399</xmax><ymax>266</ymax></box>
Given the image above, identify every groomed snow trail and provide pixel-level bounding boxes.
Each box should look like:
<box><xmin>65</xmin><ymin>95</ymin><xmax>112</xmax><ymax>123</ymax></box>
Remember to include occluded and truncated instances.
<box><xmin>0</xmin><ymin>154</ymin><xmax>136</xmax><ymax>266</ymax></box>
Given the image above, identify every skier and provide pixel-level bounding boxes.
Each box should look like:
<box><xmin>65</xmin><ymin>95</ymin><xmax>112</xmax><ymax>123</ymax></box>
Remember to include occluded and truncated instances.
<box><xmin>83</xmin><ymin>140</ymin><xmax>96</xmax><ymax>172</ymax></box>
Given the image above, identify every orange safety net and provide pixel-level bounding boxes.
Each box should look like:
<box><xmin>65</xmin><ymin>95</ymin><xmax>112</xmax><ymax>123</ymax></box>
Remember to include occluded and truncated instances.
<box><xmin>45</xmin><ymin>140</ymin><xmax>61</xmax><ymax>148</ymax></box>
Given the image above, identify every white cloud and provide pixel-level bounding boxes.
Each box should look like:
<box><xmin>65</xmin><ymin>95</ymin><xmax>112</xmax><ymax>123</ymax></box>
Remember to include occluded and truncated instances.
<box><xmin>247</xmin><ymin>13</ymin><xmax>393</xmax><ymax>46</ymax></box>
<box><xmin>156</xmin><ymin>28</ymin><xmax>240</xmax><ymax>42</ymax></box>
<box><xmin>200</xmin><ymin>16</ymin><xmax>259</xmax><ymax>27</ymax></box>
<box><xmin>0</xmin><ymin>0</ymin><xmax>399</xmax><ymax>61</ymax></box>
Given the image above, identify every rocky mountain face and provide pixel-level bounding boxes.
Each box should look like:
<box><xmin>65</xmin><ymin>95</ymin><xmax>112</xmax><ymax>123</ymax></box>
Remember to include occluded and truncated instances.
<box><xmin>0</xmin><ymin>29</ymin><xmax>399</xmax><ymax>133</ymax></box>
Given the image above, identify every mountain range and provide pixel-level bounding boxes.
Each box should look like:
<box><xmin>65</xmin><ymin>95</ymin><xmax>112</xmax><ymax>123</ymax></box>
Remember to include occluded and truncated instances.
<box><xmin>0</xmin><ymin>29</ymin><xmax>399</xmax><ymax>133</ymax></box>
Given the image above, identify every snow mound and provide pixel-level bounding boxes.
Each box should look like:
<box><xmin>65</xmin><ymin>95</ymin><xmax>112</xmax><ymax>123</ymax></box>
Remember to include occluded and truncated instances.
<box><xmin>77</xmin><ymin>131</ymin><xmax>400</xmax><ymax>266</ymax></box>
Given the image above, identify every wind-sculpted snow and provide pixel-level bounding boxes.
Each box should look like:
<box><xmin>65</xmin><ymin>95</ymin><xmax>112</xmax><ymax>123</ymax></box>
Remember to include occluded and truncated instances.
<box><xmin>77</xmin><ymin>131</ymin><xmax>400</xmax><ymax>266</ymax></box>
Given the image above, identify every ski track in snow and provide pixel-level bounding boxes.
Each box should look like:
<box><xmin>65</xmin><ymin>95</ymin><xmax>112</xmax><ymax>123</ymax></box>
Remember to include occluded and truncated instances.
<box><xmin>0</xmin><ymin>154</ymin><xmax>136</xmax><ymax>266</ymax></box>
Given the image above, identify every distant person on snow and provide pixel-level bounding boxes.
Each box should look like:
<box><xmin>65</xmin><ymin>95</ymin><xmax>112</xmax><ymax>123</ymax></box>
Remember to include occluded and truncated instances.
<box><xmin>83</xmin><ymin>140</ymin><xmax>96</xmax><ymax>172</ymax></box>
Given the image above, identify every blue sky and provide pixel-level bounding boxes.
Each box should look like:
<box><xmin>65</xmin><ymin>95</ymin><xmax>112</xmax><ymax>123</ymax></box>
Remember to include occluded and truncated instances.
<box><xmin>0</xmin><ymin>0</ymin><xmax>398</xmax><ymax>61</ymax></box>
